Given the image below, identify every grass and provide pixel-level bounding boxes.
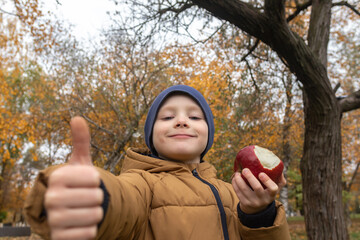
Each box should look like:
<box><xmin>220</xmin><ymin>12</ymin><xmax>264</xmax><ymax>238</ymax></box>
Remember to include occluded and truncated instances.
<box><xmin>1</xmin><ymin>215</ymin><xmax>360</xmax><ymax>239</ymax></box>
<box><xmin>288</xmin><ymin>214</ymin><xmax>360</xmax><ymax>240</ymax></box>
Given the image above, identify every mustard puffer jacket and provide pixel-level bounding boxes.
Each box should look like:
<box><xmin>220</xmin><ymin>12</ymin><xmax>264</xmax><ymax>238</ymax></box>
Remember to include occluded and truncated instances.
<box><xmin>24</xmin><ymin>148</ymin><xmax>290</xmax><ymax>240</ymax></box>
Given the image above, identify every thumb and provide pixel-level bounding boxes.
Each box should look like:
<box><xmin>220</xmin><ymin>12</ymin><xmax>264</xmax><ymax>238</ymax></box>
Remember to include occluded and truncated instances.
<box><xmin>69</xmin><ymin>116</ymin><xmax>92</xmax><ymax>166</ymax></box>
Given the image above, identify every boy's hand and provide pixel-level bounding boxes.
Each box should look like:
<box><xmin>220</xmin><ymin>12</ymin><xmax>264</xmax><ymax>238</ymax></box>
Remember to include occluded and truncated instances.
<box><xmin>231</xmin><ymin>168</ymin><xmax>286</xmax><ymax>214</ymax></box>
<box><xmin>44</xmin><ymin>117</ymin><xmax>103</xmax><ymax>240</ymax></box>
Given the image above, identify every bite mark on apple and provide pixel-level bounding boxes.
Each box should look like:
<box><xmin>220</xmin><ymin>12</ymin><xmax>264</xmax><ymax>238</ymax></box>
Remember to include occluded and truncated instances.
<box><xmin>254</xmin><ymin>145</ymin><xmax>281</xmax><ymax>169</ymax></box>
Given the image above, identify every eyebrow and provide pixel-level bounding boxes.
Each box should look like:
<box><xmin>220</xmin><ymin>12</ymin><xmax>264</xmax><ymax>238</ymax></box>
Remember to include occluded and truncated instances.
<box><xmin>159</xmin><ymin>105</ymin><xmax>203</xmax><ymax>112</ymax></box>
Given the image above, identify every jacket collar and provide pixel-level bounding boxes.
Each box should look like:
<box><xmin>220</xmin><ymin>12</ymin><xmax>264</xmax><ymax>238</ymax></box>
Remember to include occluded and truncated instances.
<box><xmin>121</xmin><ymin>148</ymin><xmax>217</xmax><ymax>179</ymax></box>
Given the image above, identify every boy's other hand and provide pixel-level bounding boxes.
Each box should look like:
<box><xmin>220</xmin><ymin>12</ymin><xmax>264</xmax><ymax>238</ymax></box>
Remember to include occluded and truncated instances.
<box><xmin>231</xmin><ymin>169</ymin><xmax>286</xmax><ymax>214</ymax></box>
<box><xmin>45</xmin><ymin>117</ymin><xmax>103</xmax><ymax>240</ymax></box>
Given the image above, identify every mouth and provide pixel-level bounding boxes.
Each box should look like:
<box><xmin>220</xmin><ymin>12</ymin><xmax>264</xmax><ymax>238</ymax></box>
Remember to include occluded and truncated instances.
<box><xmin>169</xmin><ymin>134</ymin><xmax>195</xmax><ymax>139</ymax></box>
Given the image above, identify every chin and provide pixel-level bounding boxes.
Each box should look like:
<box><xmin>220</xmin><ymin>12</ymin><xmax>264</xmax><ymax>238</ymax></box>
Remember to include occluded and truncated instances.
<box><xmin>163</xmin><ymin>151</ymin><xmax>200</xmax><ymax>163</ymax></box>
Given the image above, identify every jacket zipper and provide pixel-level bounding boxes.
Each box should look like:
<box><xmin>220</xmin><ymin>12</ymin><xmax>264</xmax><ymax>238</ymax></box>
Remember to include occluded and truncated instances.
<box><xmin>192</xmin><ymin>169</ymin><xmax>229</xmax><ymax>240</ymax></box>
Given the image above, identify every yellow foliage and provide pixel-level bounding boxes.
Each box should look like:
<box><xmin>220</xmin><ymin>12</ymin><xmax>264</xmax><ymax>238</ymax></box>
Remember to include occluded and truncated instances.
<box><xmin>0</xmin><ymin>0</ymin><xmax>60</xmax><ymax>215</ymax></box>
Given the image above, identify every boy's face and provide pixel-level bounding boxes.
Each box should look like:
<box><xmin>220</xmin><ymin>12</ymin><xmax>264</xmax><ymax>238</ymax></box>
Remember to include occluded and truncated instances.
<box><xmin>152</xmin><ymin>94</ymin><xmax>208</xmax><ymax>164</ymax></box>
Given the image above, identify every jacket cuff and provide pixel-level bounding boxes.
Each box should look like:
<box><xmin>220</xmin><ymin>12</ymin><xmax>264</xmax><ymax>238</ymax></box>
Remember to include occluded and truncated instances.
<box><xmin>237</xmin><ymin>201</ymin><xmax>276</xmax><ymax>228</ymax></box>
<box><xmin>98</xmin><ymin>179</ymin><xmax>110</xmax><ymax>228</ymax></box>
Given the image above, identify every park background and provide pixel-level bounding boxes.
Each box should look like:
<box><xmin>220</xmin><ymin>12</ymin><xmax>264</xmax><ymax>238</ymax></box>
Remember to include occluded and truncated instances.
<box><xmin>0</xmin><ymin>0</ymin><xmax>359</xmax><ymax>239</ymax></box>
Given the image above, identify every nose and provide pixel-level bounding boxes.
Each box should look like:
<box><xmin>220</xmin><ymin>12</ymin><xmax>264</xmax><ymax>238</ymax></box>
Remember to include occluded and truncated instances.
<box><xmin>175</xmin><ymin>116</ymin><xmax>188</xmax><ymax>128</ymax></box>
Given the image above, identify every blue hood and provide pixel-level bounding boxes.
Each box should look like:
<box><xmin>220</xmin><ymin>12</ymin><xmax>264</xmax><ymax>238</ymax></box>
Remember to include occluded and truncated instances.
<box><xmin>144</xmin><ymin>85</ymin><xmax>215</xmax><ymax>159</ymax></box>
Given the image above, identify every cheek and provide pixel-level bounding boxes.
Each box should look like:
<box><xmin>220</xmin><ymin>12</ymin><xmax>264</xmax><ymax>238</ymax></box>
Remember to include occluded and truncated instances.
<box><xmin>199</xmin><ymin>124</ymin><xmax>209</xmax><ymax>144</ymax></box>
<box><xmin>152</xmin><ymin>123</ymin><xmax>165</xmax><ymax>144</ymax></box>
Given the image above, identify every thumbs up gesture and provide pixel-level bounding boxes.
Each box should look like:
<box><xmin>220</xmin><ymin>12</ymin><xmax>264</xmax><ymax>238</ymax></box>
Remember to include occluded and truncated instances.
<box><xmin>45</xmin><ymin>117</ymin><xmax>103</xmax><ymax>240</ymax></box>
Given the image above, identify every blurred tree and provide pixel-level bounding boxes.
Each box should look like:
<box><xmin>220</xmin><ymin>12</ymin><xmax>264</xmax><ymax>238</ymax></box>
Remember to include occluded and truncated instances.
<box><xmin>0</xmin><ymin>0</ymin><xmax>58</xmax><ymax>219</ymax></box>
<box><xmin>41</xmin><ymin>27</ymin><xmax>178</xmax><ymax>174</ymax></box>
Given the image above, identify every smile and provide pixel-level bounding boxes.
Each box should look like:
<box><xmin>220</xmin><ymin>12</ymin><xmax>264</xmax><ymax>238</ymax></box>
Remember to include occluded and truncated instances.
<box><xmin>169</xmin><ymin>134</ymin><xmax>195</xmax><ymax>138</ymax></box>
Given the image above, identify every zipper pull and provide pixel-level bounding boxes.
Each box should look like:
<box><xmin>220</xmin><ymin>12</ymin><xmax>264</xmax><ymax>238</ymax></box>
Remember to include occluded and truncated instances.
<box><xmin>192</xmin><ymin>169</ymin><xmax>198</xmax><ymax>176</ymax></box>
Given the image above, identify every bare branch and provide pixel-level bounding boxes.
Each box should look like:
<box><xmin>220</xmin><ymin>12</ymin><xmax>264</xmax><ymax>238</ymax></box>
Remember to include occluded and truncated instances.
<box><xmin>332</xmin><ymin>1</ymin><xmax>360</xmax><ymax>15</ymax></box>
<box><xmin>240</xmin><ymin>38</ymin><xmax>260</xmax><ymax>61</ymax></box>
<box><xmin>158</xmin><ymin>2</ymin><xmax>195</xmax><ymax>15</ymax></box>
<box><xmin>0</xmin><ymin>7</ymin><xmax>20</xmax><ymax>17</ymax></box>
<box><xmin>81</xmin><ymin>115</ymin><xmax>116</xmax><ymax>137</ymax></box>
<box><xmin>107</xmin><ymin>152</ymin><xmax>125</xmax><ymax>174</ymax></box>
<box><xmin>339</xmin><ymin>89</ymin><xmax>360</xmax><ymax>113</ymax></box>
<box><xmin>345</xmin><ymin>161</ymin><xmax>360</xmax><ymax>191</ymax></box>
<box><xmin>90</xmin><ymin>142</ymin><xmax>106</xmax><ymax>154</ymax></box>
<box><xmin>183</xmin><ymin>22</ymin><xmax>225</xmax><ymax>45</ymax></box>
<box><xmin>100</xmin><ymin>90</ymin><xmax>124</xmax><ymax>124</ymax></box>
<box><xmin>333</xmin><ymin>82</ymin><xmax>341</xmax><ymax>94</ymax></box>
<box><xmin>244</xmin><ymin>59</ymin><xmax>260</xmax><ymax>93</ymax></box>
<box><xmin>286</xmin><ymin>0</ymin><xmax>312</xmax><ymax>22</ymax></box>
<box><xmin>191</xmin><ymin>0</ymin><xmax>269</xmax><ymax>40</ymax></box>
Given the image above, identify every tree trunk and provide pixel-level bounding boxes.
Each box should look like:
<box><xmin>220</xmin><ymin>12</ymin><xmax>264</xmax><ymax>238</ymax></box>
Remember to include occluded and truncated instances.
<box><xmin>301</xmin><ymin>90</ymin><xmax>347</xmax><ymax>240</ymax></box>
<box><xmin>279</xmin><ymin>174</ymin><xmax>289</xmax><ymax>215</ymax></box>
<box><xmin>0</xmin><ymin>160</ymin><xmax>11</xmax><ymax>211</ymax></box>
<box><xmin>279</xmin><ymin>73</ymin><xmax>293</xmax><ymax>216</ymax></box>
<box><xmin>300</xmin><ymin>1</ymin><xmax>348</xmax><ymax>239</ymax></box>
<box><xmin>344</xmin><ymin>162</ymin><xmax>360</xmax><ymax>229</ymax></box>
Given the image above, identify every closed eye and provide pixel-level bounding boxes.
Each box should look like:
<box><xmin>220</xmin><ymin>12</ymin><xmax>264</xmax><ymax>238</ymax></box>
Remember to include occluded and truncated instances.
<box><xmin>162</xmin><ymin>116</ymin><xmax>174</xmax><ymax>120</ymax></box>
<box><xmin>189</xmin><ymin>116</ymin><xmax>202</xmax><ymax>120</ymax></box>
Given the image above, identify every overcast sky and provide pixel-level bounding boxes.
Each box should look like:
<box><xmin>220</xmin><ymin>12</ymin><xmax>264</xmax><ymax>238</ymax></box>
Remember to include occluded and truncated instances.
<box><xmin>44</xmin><ymin>0</ymin><xmax>114</xmax><ymax>41</ymax></box>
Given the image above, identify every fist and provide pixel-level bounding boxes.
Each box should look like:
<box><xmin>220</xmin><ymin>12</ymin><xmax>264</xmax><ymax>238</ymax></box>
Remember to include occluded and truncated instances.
<box><xmin>44</xmin><ymin>117</ymin><xmax>104</xmax><ymax>240</ymax></box>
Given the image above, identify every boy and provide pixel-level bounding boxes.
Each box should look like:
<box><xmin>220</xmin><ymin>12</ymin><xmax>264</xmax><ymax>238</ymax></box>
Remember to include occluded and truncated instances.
<box><xmin>24</xmin><ymin>85</ymin><xmax>290</xmax><ymax>239</ymax></box>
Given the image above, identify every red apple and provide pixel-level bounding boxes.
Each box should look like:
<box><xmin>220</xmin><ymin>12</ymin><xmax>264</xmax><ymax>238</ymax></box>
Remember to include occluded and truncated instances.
<box><xmin>234</xmin><ymin>145</ymin><xmax>284</xmax><ymax>187</ymax></box>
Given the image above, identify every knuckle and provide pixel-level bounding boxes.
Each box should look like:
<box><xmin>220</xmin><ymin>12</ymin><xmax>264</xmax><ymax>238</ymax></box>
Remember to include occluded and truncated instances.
<box><xmin>231</xmin><ymin>176</ymin><xmax>236</xmax><ymax>185</ymax></box>
<box><xmin>238</xmin><ymin>184</ymin><xmax>248</xmax><ymax>192</ymax></box>
<box><xmin>95</xmin><ymin>188</ymin><xmax>104</xmax><ymax>204</ymax></box>
<box><xmin>252</xmin><ymin>185</ymin><xmax>263</xmax><ymax>192</ymax></box>
<box><xmin>97</xmin><ymin>207</ymin><xmax>104</xmax><ymax>221</ymax></box>
<box><xmin>235</xmin><ymin>179</ymin><xmax>244</xmax><ymax>189</ymax></box>
<box><xmin>48</xmin><ymin>210</ymin><xmax>63</xmax><ymax>226</ymax></box>
<box><xmin>81</xmin><ymin>167</ymin><xmax>100</xmax><ymax>185</ymax></box>
<box><xmin>51</xmin><ymin>230</ymin><xmax>61</xmax><ymax>240</ymax></box>
<box><xmin>93</xmin><ymin>206</ymin><xmax>103</xmax><ymax>223</ymax></box>
<box><xmin>281</xmin><ymin>181</ymin><xmax>287</xmax><ymax>188</ymax></box>
<box><xmin>49</xmin><ymin>168</ymin><xmax>67</xmax><ymax>186</ymax></box>
<box><xmin>86</xmin><ymin>226</ymin><xmax>98</xmax><ymax>239</ymax></box>
<box><xmin>44</xmin><ymin>190</ymin><xmax>59</xmax><ymax>209</ymax></box>
<box><xmin>92</xmin><ymin>168</ymin><xmax>100</xmax><ymax>178</ymax></box>
<box><xmin>269</xmin><ymin>185</ymin><xmax>279</xmax><ymax>194</ymax></box>
<box><xmin>91</xmin><ymin>169</ymin><xmax>101</xmax><ymax>185</ymax></box>
<box><xmin>51</xmin><ymin>230</ymin><xmax>70</xmax><ymax>240</ymax></box>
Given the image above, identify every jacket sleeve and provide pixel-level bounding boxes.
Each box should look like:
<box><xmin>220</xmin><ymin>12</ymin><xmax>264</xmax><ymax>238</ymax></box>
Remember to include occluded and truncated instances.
<box><xmin>238</xmin><ymin>201</ymin><xmax>291</xmax><ymax>240</ymax></box>
<box><xmin>239</xmin><ymin>201</ymin><xmax>291</xmax><ymax>240</ymax></box>
<box><xmin>96</xmin><ymin>168</ymin><xmax>152</xmax><ymax>240</ymax></box>
<box><xmin>23</xmin><ymin>165</ymin><xmax>152</xmax><ymax>240</ymax></box>
<box><xmin>23</xmin><ymin>164</ymin><xmax>64</xmax><ymax>240</ymax></box>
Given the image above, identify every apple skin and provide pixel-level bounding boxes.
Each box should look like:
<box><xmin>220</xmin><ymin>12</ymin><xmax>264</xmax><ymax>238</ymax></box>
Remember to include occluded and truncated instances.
<box><xmin>234</xmin><ymin>145</ymin><xmax>284</xmax><ymax>188</ymax></box>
